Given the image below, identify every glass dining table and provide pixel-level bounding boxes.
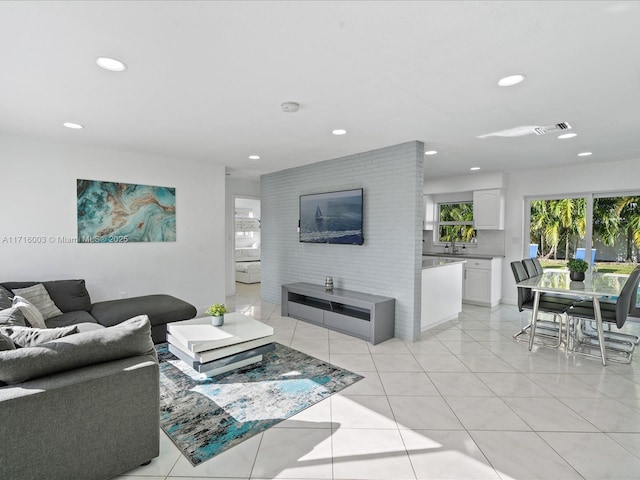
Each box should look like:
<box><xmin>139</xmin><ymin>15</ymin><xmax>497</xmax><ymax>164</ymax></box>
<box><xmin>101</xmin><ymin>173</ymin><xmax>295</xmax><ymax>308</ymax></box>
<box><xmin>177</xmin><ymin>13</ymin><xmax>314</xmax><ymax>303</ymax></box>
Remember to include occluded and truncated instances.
<box><xmin>515</xmin><ymin>271</ymin><xmax>628</xmax><ymax>365</ymax></box>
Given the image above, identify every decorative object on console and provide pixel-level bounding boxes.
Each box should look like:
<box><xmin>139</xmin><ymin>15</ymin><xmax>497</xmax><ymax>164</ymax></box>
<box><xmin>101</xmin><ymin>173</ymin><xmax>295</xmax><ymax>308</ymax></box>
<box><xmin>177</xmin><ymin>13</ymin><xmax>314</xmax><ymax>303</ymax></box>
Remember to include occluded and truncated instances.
<box><xmin>325</xmin><ymin>276</ymin><xmax>334</xmax><ymax>291</ymax></box>
<box><xmin>77</xmin><ymin>178</ymin><xmax>176</xmax><ymax>243</ymax></box>
<box><xmin>156</xmin><ymin>342</ymin><xmax>362</xmax><ymax>465</ymax></box>
<box><xmin>567</xmin><ymin>258</ymin><xmax>589</xmax><ymax>281</ymax></box>
<box><xmin>205</xmin><ymin>303</ymin><xmax>228</xmax><ymax>326</ymax></box>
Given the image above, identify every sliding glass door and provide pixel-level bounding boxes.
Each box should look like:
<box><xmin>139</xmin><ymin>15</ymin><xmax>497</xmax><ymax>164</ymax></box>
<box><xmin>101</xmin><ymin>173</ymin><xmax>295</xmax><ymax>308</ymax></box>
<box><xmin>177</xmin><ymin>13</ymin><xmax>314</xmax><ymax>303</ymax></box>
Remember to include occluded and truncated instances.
<box><xmin>527</xmin><ymin>192</ymin><xmax>639</xmax><ymax>313</ymax></box>
<box><xmin>593</xmin><ymin>194</ymin><xmax>640</xmax><ymax>269</ymax></box>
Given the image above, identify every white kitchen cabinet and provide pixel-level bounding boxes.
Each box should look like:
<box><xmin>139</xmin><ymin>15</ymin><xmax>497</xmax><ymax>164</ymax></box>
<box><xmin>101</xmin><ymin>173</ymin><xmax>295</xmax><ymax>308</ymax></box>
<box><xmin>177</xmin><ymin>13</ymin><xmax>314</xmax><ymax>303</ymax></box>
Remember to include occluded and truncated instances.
<box><xmin>462</xmin><ymin>257</ymin><xmax>503</xmax><ymax>307</ymax></box>
<box><xmin>473</xmin><ymin>189</ymin><xmax>505</xmax><ymax>230</ymax></box>
<box><xmin>423</xmin><ymin>195</ymin><xmax>435</xmax><ymax>230</ymax></box>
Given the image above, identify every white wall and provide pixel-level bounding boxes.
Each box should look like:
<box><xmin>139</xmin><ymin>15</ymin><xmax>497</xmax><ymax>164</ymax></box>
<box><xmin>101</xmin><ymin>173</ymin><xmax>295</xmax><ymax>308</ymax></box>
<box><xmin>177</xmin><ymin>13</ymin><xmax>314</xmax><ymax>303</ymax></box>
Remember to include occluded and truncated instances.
<box><xmin>0</xmin><ymin>135</ymin><xmax>226</xmax><ymax>312</ymax></box>
<box><xmin>261</xmin><ymin>142</ymin><xmax>424</xmax><ymax>341</ymax></box>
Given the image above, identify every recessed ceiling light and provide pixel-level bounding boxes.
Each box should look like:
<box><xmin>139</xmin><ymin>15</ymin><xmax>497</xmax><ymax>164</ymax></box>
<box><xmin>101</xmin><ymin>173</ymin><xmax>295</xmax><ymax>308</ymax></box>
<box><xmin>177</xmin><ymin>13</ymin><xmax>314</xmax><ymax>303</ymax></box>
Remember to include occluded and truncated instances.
<box><xmin>497</xmin><ymin>74</ymin><xmax>525</xmax><ymax>87</ymax></box>
<box><xmin>248</xmin><ymin>155</ymin><xmax>260</xmax><ymax>160</ymax></box>
<box><xmin>96</xmin><ymin>57</ymin><xmax>127</xmax><ymax>72</ymax></box>
<box><xmin>577</xmin><ymin>152</ymin><xmax>593</xmax><ymax>157</ymax></box>
<box><xmin>470</xmin><ymin>167</ymin><xmax>481</xmax><ymax>171</ymax></box>
<box><xmin>558</xmin><ymin>133</ymin><xmax>578</xmax><ymax>139</ymax></box>
<box><xmin>331</xmin><ymin>129</ymin><xmax>347</xmax><ymax>135</ymax></box>
<box><xmin>424</xmin><ymin>150</ymin><xmax>438</xmax><ymax>155</ymax></box>
<box><xmin>63</xmin><ymin>122</ymin><xmax>84</xmax><ymax>129</ymax></box>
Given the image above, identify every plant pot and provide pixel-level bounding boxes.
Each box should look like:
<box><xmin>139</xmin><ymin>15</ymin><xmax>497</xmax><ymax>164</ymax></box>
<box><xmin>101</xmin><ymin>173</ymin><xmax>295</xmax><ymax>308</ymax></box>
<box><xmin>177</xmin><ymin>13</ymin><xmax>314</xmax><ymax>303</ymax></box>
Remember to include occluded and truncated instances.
<box><xmin>210</xmin><ymin>315</ymin><xmax>224</xmax><ymax>327</ymax></box>
<box><xmin>569</xmin><ymin>271</ymin><xmax>585</xmax><ymax>282</ymax></box>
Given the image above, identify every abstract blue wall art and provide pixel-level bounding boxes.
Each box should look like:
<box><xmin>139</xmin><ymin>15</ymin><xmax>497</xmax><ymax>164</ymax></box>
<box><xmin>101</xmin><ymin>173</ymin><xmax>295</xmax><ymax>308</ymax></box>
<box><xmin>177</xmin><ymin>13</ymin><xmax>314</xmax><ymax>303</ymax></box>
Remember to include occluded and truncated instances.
<box><xmin>77</xmin><ymin>179</ymin><xmax>176</xmax><ymax>243</ymax></box>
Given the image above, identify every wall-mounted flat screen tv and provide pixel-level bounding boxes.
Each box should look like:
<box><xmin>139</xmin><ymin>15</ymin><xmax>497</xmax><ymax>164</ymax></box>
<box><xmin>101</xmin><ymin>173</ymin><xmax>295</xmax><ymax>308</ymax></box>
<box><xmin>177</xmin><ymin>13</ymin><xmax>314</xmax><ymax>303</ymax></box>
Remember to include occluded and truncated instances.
<box><xmin>299</xmin><ymin>188</ymin><xmax>364</xmax><ymax>245</ymax></box>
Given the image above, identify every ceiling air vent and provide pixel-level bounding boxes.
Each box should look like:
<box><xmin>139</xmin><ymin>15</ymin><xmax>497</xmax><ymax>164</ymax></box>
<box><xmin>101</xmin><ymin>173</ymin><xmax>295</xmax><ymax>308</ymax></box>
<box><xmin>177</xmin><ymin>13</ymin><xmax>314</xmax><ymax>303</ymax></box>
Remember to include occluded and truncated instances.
<box><xmin>534</xmin><ymin>122</ymin><xmax>572</xmax><ymax>136</ymax></box>
<box><xmin>479</xmin><ymin>122</ymin><xmax>572</xmax><ymax>138</ymax></box>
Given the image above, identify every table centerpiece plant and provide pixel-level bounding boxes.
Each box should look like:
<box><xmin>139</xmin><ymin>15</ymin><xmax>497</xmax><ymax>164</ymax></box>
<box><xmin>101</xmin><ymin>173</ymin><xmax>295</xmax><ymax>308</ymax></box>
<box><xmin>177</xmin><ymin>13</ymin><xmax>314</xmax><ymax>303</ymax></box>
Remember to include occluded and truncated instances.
<box><xmin>567</xmin><ymin>258</ymin><xmax>589</xmax><ymax>281</ymax></box>
<box><xmin>206</xmin><ymin>303</ymin><xmax>228</xmax><ymax>326</ymax></box>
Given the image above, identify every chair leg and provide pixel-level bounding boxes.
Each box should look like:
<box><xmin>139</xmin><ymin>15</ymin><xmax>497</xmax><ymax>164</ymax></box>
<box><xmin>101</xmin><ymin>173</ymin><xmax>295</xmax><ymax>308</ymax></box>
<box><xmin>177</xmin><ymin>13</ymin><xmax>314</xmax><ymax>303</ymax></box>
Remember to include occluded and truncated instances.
<box><xmin>528</xmin><ymin>291</ymin><xmax>541</xmax><ymax>351</ymax></box>
<box><xmin>567</xmin><ymin>317</ymin><xmax>634</xmax><ymax>364</ymax></box>
<box><xmin>582</xmin><ymin>321</ymin><xmax>640</xmax><ymax>345</ymax></box>
<box><xmin>514</xmin><ymin>314</ymin><xmax>563</xmax><ymax>348</ymax></box>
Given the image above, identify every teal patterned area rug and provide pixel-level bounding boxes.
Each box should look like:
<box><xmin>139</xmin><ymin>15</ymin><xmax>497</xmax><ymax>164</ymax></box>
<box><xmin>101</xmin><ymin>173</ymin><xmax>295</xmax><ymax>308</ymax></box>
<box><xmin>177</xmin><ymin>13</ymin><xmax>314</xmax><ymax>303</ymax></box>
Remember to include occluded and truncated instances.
<box><xmin>156</xmin><ymin>343</ymin><xmax>363</xmax><ymax>466</ymax></box>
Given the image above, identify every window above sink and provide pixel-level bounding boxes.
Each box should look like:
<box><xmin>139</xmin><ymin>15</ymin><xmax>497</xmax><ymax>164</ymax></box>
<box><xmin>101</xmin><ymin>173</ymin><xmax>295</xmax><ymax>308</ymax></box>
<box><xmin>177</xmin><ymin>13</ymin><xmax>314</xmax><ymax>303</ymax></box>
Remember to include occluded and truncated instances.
<box><xmin>437</xmin><ymin>201</ymin><xmax>477</xmax><ymax>245</ymax></box>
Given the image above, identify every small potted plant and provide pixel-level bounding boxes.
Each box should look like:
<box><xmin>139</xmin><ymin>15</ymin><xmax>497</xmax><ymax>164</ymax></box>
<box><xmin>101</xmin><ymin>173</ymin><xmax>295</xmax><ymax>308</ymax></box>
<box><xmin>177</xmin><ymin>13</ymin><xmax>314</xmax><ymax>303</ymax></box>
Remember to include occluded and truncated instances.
<box><xmin>567</xmin><ymin>258</ymin><xmax>589</xmax><ymax>281</ymax></box>
<box><xmin>205</xmin><ymin>303</ymin><xmax>228</xmax><ymax>326</ymax></box>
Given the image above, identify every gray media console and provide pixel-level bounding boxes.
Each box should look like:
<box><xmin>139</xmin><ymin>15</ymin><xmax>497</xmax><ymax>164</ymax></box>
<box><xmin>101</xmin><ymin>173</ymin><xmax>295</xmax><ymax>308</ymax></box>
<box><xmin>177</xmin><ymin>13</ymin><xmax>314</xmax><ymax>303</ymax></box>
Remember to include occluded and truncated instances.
<box><xmin>281</xmin><ymin>282</ymin><xmax>395</xmax><ymax>345</ymax></box>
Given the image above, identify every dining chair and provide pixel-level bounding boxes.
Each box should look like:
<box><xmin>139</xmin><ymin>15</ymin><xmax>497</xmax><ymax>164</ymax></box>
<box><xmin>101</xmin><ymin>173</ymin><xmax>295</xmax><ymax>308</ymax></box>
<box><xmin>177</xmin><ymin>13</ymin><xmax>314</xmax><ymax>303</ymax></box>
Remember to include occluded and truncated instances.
<box><xmin>567</xmin><ymin>266</ymin><xmax>640</xmax><ymax>363</ymax></box>
<box><xmin>511</xmin><ymin>260</ymin><xmax>573</xmax><ymax>348</ymax></box>
<box><xmin>522</xmin><ymin>258</ymin><xmax>540</xmax><ymax>278</ymax></box>
<box><xmin>531</xmin><ymin>257</ymin><xmax>544</xmax><ymax>274</ymax></box>
<box><xmin>522</xmin><ymin>258</ymin><xmax>579</xmax><ymax>305</ymax></box>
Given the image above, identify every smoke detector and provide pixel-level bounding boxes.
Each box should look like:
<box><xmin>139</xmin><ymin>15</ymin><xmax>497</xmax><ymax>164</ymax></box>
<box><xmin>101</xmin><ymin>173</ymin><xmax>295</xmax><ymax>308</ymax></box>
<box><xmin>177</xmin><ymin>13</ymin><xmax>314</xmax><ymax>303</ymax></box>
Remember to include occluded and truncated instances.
<box><xmin>281</xmin><ymin>102</ymin><xmax>300</xmax><ymax>113</ymax></box>
<box><xmin>477</xmin><ymin>122</ymin><xmax>572</xmax><ymax>138</ymax></box>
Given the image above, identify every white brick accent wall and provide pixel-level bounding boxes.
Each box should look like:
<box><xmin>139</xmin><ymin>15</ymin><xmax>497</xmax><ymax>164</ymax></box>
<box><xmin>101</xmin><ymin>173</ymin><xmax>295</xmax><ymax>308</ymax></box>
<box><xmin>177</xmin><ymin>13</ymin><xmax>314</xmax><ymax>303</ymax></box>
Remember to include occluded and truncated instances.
<box><xmin>261</xmin><ymin>141</ymin><xmax>424</xmax><ymax>341</ymax></box>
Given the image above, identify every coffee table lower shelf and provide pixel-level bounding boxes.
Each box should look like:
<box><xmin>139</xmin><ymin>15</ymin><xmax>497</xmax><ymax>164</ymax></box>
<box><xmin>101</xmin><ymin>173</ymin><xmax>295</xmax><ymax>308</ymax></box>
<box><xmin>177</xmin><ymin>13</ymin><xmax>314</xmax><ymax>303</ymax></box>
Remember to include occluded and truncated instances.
<box><xmin>168</xmin><ymin>342</ymin><xmax>275</xmax><ymax>377</ymax></box>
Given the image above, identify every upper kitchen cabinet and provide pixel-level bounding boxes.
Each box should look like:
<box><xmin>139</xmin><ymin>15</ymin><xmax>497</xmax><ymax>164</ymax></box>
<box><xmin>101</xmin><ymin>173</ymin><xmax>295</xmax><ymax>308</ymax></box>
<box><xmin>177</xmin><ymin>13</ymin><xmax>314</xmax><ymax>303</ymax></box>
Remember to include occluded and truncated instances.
<box><xmin>473</xmin><ymin>189</ymin><xmax>505</xmax><ymax>230</ymax></box>
<box><xmin>423</xmin><ymin>195</ymin><xmax>435</xmax><ymax>230</ymax></box>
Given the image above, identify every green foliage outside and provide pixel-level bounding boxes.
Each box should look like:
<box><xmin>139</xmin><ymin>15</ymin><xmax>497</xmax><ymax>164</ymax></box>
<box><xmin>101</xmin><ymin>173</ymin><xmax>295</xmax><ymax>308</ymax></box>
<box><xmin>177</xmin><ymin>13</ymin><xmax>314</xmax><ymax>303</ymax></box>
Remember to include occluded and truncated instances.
<box><xmin>530</xmin><ymin>196</ymin><xmax>640</xmax><ymax>275</ymax></box>
<box><xmin>439</xmin><ymin>202</ymin><xmax>476</xmax><ymax>243</ymax></box>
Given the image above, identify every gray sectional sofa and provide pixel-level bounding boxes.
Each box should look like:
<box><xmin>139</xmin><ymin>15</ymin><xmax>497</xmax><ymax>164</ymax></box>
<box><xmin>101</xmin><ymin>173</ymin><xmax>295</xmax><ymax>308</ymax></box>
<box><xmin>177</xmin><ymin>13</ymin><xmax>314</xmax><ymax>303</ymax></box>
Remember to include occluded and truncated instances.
<box><xmin>0</xmin><ymin>280</ymin><xmax>199</xmax><ymax>479</ymax></box>
<box><xmin>0</xmin><ymin>315</ymin><xmax>160</xmax><ymax>480</ymax></box>
<box><xmin>0</xmin><ymin>279</ymin><xmax>197</xmax><ymax>343</ymax></box>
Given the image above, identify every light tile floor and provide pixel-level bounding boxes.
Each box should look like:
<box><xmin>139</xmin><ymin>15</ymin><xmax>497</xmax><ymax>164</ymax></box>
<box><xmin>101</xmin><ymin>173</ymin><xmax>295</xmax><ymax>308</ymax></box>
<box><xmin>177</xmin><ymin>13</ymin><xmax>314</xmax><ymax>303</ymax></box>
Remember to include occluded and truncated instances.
<box><xmin>118</xmin><ymin>283</ymin><xmax>640</xmax><ymax>480</ymax></box>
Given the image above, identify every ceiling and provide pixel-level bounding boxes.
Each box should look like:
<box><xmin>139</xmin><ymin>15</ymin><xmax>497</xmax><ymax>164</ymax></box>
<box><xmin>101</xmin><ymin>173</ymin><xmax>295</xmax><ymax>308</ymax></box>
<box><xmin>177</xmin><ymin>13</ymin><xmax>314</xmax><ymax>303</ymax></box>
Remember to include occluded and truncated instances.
<box><xmin>2</xmin><ymin>1</ymin><xmax>639</xmax><ymax>180</ymax></box>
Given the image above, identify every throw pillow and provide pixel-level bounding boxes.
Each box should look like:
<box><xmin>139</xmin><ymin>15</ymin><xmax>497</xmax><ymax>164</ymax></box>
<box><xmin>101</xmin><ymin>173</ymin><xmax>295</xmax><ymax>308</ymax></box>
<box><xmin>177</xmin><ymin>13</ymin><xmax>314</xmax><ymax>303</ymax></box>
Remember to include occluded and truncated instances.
<box><xmin>0</xmin><ymin>325</ymin><xmax>78</xmax><ymax>348</ymax></box>
<box><xmin>12</xmin><ymin>283</ymin><xmax>63</xmax><ymax>320</ymax></box>
<box><xmin>0</xmin><ymin>286</ymin><xmax>13</xmax><ymax>309</ymax></box>
<box><xmin>0</xmin><ymin>331</ymin><xmax>15</xmax><ymax>351</ymax></box>
<box><xmin>0</xmin><ymin>307</ymin><xmax>27</xmax><ymax>327</ymax></box>
<box><xmin>11</xmin><ymin>296</ymin><xmax>47</xmax><ymax>329</ymax></box>
<box><xmin>0</xmin><ymin>315</ymin><xmax>155</xmax><ymax>385</ymax></box>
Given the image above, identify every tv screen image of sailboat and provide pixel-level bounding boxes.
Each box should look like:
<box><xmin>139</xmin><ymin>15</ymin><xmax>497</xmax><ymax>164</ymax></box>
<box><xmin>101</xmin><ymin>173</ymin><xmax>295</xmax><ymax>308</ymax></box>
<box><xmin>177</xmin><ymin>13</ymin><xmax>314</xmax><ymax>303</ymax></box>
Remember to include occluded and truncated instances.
<box><xmin>299</xmin><ymin>189</ymin><xmax>363</xmax><ymax>244</ymax></box>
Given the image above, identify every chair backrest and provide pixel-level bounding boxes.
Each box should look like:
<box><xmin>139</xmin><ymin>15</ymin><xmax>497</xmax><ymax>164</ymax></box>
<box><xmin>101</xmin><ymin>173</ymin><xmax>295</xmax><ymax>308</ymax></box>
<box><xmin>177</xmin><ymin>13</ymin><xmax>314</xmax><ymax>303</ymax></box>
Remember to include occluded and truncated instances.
<box><xmin>615</xmin><ymin>267</ymin><xmax>640</xmax><ymax>328</ymax></box>
<box><xmin>531</xmin><ymin>258</ymin><xmax>544</xmax><ymax>275</ymax></box>
<box><xmin>511</xmin><ymin>260</ymin><xmax>532</xmax><ymax>311</ymax></box>
<box><xmin>522</xmin><ymin>258</ymin><xmax>539</xmax><ymax>278</ymax></box>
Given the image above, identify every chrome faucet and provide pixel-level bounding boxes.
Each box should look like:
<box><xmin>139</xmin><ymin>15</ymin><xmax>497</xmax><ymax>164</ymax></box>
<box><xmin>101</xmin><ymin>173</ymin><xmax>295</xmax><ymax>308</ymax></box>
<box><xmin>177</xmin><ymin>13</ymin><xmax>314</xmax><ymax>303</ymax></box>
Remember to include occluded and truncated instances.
<box><xmin>450</xmin><ymin>240</ymin><xmax>459</xmax><ymax>255</ymax></box>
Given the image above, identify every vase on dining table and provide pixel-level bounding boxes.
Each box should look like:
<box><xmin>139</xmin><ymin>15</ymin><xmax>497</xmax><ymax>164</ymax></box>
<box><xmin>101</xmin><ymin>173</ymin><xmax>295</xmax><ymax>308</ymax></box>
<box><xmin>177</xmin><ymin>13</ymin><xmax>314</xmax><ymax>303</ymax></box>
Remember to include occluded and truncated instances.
<box><xmin>569</xmin><ymin>271</ymin><xmax>585</xmax><ymax>282</ymax></box>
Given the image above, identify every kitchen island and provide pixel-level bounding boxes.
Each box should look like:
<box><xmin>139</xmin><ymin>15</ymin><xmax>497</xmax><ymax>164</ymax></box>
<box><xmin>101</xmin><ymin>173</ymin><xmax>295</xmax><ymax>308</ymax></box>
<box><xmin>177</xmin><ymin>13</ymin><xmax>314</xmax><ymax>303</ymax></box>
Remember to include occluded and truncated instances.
<box><xmin>421</xmin><ymin>257</ymin><xmax>466</xmax><ymax>331</ymax></box>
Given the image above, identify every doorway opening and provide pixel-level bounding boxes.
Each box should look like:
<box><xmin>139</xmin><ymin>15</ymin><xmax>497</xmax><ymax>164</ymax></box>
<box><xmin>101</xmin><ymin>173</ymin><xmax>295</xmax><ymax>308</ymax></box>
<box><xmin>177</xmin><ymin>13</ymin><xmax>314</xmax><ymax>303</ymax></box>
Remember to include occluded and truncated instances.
<box><xmin>234</xmin><ymin>197</ymin><xmax>261</xmax><ymax>285</ymax></box>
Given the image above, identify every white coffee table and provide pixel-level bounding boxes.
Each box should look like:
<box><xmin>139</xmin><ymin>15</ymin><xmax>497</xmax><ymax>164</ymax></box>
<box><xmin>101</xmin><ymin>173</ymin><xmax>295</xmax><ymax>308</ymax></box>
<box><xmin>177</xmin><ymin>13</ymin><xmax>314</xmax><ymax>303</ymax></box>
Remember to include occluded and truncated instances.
<box><xmin>167</xmin><ymin>312</ymin><xmax>275</xmax><ymax>377</ymax></box>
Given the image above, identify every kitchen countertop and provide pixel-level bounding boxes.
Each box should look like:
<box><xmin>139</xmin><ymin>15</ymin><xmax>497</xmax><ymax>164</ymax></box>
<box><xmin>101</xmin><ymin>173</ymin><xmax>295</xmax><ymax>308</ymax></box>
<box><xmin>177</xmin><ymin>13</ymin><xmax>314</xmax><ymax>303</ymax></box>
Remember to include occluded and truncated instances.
<box><xmin>422</xmin><ymin>253</ymin><xmax>504</xmax><ymax>260</ymax></box>
<box><xmin>422</xmin><ymin>257</ymin><xmax>467</xmax><ymax>269</ymax></box>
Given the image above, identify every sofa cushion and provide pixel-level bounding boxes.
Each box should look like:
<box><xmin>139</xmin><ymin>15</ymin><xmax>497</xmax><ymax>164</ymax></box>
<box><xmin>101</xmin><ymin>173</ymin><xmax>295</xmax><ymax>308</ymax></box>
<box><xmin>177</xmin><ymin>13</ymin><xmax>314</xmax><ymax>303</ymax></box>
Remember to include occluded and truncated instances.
<box><xmin>91</xmin><ymin>294</ymin><xmax>197</xmax><ymax>328</ymax></box>
<box><xmin>1</xmin><ymin>280</ymin><xmax>92</xmax><ymax>313</ymax></box>
<box><xmin>0</xmin><ymin>315</ymin><xmax>154</xmax><ymax>385</ymax></box>
<box><xmin>12</xmin><ymin>296</ymin><xmax>47</xmax><ymax>329</ymax></box>
<box><xmin>42</xmin><ymin>280</ymin><xmax>92</xmax><ymax>313</ymax></box>
<box><xmin>12</xmin><ymin>283</ymin><xmax>64</xmax><ymax>320</ymax></box>
<box><xmin>0</xmin><ymin>286</ymin><xmax>12</xmax><ymax>309</ymax></box>
<box><xmin>45</xmin><ymin>310</ymin><xmax>99</xmax><ymax>328</ymax></box>
<box><xmin>0</xmin><ymin>332</ymin><xmax>15</xmax><ymax>351</ymax></box>
<box><xmin>0</xmin><ymin>307</ymin><xmax>27</xmax><ymax>327</ymax></box>
<box><xmin>0</xmin><ymin>325</ymin><xmax>78</xmax><ymax>348</ymax></box>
